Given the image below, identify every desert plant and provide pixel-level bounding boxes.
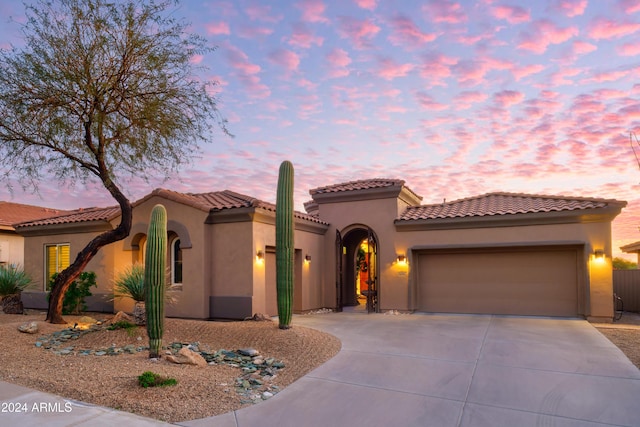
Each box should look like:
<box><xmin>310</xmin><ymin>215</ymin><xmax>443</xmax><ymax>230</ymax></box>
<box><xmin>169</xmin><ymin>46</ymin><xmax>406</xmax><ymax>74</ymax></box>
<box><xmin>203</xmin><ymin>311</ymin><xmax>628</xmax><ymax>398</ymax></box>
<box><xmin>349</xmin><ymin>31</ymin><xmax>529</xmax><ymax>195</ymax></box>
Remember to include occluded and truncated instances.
<box><xmin>48</xmin><ymin>271</ymin><xmax>97</xmax><ymax>315</ymax></box>
<box><xmin>137</xmin><ymin>371</ymin><xmax>177</xmax><ymax>388</ymax></box>
<box><xmin>107</xmin><ymin>320</ymin><xmax>139</xmax><ymax>337</ymax></box>
<box><xmin>114</xmin><ymin>263</ymin><xmax>146</xmax><ymax>302</ymax></box>
<box><xmin>276</xmin><ymin>160</ymin><xmax>294</xmax><ymax>329</ymax></box>
<box><xmin>145</xmin><ymin>205</ymin><xmax>167</xmax><ymax>358</ymax></box>
<box><xmin>0</xmin><ymin>265</ymin><xmax>32</xmax><ymax>296</ymax></box>
<box><xmin>0</xmin><ymin>265</ymin><xmax>32</xmax><ymax>314</ymax></box>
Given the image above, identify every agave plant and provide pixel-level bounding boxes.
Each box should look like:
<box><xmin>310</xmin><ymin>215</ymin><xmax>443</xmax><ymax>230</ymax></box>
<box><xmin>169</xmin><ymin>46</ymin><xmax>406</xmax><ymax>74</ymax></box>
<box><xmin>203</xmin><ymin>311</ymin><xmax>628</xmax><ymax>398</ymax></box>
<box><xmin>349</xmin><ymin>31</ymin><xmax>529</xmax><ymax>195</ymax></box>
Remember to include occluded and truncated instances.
<box><xmin>112</xmin><ymin>263</ymin><xmax>177</xmax><ymax>326</ymax></box>
<box><xmin>114</xmin><ymin>263</ymin><xmax>146</xmax><ymax>302</ymax></box>
<box><xmin>0</xmin><ymin>265</ymin><xmax>32</xmax><ymax>314</ymax></box>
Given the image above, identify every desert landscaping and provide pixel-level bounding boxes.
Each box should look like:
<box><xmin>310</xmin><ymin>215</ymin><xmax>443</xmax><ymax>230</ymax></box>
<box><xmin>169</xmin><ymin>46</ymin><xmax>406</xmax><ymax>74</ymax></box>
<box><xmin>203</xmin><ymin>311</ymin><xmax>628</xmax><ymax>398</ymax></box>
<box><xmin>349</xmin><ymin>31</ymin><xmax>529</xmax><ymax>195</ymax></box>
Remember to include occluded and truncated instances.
<box><xmin>0</xmin><ymin>310</ymin><xmax>638</xmax><ymax>423</ymax></box>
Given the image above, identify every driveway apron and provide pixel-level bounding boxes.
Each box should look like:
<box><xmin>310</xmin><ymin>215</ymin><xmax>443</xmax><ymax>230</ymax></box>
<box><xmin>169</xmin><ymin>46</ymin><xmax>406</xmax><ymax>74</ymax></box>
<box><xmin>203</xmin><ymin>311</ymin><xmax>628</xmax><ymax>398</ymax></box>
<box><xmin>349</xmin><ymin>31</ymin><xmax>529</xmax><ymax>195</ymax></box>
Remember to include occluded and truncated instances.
<box><xmin>181</xmin><ymin>312</ymin><xmax>640</xmax><ymax>427</ymax></box>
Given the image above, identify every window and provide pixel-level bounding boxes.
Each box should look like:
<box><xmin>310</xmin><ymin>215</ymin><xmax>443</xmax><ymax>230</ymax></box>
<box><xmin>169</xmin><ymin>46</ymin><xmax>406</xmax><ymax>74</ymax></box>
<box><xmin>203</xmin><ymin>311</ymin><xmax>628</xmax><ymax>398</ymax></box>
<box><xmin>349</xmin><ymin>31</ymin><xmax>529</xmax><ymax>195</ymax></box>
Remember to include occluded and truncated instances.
<box><xmin>45</xmin><ymin>244</ymin><xmax>70</xmax><ymax>290</ymax></box>
<box><xmin>171</xmin><ymin>238</ymin><xmax>182</xmax><ymax>285</ymax></box>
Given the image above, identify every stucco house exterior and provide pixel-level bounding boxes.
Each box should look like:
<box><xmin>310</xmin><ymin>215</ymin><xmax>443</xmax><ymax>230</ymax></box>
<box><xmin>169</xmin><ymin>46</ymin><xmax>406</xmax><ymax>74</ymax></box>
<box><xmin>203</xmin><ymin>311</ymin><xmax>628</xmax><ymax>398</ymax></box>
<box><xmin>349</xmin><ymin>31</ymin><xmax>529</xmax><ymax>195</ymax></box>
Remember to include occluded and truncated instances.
<box><xmin>12</xmin><ymin>178</ymin><xmax>626</xmax><ymax>322</ymax></box>
<box><xmin>0</xmin><ymin>202</ymin><xmax>66</xmax><ymax>269</ymax></box>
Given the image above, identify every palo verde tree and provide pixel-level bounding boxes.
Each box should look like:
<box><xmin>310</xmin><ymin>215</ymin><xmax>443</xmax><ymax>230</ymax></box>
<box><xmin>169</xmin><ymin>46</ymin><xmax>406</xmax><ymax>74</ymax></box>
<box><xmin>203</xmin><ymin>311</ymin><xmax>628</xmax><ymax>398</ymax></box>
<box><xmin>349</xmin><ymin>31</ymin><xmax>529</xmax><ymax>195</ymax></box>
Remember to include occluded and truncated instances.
<box><xmin>0</xmin><ymin>0</ymin><xmax>227</xmax><ymax>323</ymax></box>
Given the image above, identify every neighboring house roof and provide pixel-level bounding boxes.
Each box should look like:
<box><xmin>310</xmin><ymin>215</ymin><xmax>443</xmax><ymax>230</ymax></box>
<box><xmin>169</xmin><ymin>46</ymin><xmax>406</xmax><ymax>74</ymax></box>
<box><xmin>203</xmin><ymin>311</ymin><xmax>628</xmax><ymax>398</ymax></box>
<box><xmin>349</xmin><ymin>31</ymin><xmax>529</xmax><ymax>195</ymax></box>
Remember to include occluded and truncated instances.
<box><xmin>620</xmin><ymin>241</ymin><xmax>640</xmax><ymax>254</ymax></box>
<box><xmin>13</xmin><ymin>206</ymin><xmax>120</xmax><ymax>229</ymax></box>
<box><xmin>398</xmin><ymin>192</ymin><xmax>626</xmax><ymax>221</ymax></box>
<box><xmin>0</xmin><ymin>201</ymin><xmax>67</xmax><ymax>229</ymax></box>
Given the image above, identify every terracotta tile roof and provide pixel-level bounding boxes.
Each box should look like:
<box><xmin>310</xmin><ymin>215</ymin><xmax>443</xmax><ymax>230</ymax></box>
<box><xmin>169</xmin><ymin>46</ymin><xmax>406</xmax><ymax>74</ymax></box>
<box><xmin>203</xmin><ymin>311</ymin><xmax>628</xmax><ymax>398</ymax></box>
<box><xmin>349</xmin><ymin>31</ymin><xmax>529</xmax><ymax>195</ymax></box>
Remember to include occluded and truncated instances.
<box><xmin>398</xmin><ymin>192</ymin><xmax>625</xmax><ymax>221</ymax></box>
<box><xmin>14</xmin><ymin>206</ymin><xmax>120</xmax><ymax>228</ymax></box>
<box><xmin>0</xmin><ymin>202</ymin><xmax>68</xmax><ymax>227</ymax></box>
<box><xmin>15</xmin><ymin>188</ymin><xmax>327</xmax><ymax>228</ymax></box>
<box><xmin>310</xmin><ymin>178</ymin><xmax>407</xmax><ymax>195</ymax></box>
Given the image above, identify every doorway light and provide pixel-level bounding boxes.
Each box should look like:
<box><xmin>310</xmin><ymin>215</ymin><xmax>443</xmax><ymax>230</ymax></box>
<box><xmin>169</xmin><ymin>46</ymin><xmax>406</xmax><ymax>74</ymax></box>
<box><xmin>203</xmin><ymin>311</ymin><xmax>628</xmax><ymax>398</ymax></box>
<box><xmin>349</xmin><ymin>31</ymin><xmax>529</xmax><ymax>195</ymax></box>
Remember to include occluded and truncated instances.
<box><xmin>256</xmin><ymin>250</ymin><xmax>264</xmax><ymax>264</ymax></box>
<box><xmin>396</xmin><ymin>254</ymin><xmax>407</xmax><ymax>265</ymax></box>
<box><xmin>305</xmin><ymin>254</ymin><xmax>311</xmax><ymax>263</ymax></box>
<box><xmin>593</xmin><ymin>249</ymin><xmax>605</xmax><ymax>263</ymax></box>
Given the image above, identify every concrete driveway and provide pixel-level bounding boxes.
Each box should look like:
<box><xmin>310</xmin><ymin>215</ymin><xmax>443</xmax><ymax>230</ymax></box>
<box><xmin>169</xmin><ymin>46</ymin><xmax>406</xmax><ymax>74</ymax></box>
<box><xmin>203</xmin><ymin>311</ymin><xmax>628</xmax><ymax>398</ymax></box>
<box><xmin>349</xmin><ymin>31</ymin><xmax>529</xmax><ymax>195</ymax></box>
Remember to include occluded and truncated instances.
<box><xmin>182</xmin><ymin>312</ymin><xmax>640</xmax><ymax>427</ymax></box>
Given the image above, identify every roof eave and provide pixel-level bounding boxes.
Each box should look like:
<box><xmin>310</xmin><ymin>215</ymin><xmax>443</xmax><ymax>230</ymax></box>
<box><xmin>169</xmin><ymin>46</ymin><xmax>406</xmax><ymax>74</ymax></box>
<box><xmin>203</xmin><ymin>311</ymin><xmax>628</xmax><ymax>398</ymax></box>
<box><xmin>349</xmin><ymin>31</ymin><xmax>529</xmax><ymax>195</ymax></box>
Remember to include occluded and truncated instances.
<box><xmin>311</xmin><ymin>185</ymin><xmax>404</xmax><ymax>204</ymax></box>
<box><xmin>205</xmin><ymin>206</ymin><xmax>329</xmax><ymax>234</ymax></box>
<box><xmin>15</xmin><ymin>220</ymin><xmax>114</xmax><ymax>236</ymax></box>
<box><xmin>395</xmin><ymin>205</ymin><xmax>625</xmax><ymax>231</ymax></box>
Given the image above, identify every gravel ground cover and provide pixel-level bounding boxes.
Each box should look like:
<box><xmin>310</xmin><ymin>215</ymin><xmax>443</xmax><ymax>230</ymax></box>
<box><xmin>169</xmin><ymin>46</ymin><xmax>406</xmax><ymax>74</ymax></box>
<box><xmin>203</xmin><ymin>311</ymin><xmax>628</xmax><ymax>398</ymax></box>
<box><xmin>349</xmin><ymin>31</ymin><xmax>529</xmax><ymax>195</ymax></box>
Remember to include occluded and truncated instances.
<box><xmin>0</xmin><ymin>311</ymin><xmax>341</xmax><ymax>423</ymax></box>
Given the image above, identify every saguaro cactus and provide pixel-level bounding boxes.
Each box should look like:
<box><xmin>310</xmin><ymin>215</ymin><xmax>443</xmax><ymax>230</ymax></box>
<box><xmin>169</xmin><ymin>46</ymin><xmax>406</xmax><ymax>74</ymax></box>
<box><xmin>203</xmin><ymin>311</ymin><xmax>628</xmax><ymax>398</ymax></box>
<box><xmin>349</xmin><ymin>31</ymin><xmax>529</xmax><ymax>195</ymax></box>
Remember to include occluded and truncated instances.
<box><xmin>145</xmin><ymin>204</ymin><xmax>167</xmax><ymax>358</ymax></box>
<box><xmin>276</xmin><ymin>160</ymin><xmax>294</xmax><ymax>329</ymax></box>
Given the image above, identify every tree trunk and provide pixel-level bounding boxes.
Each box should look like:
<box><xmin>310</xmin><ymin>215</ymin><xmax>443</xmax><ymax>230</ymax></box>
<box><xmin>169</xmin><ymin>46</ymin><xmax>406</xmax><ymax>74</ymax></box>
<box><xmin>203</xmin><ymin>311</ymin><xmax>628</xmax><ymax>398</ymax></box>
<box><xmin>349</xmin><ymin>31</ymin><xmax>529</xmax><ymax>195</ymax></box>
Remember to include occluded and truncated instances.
<box><xmin>46</xmin><ymin>182</ymin><xmax>132</xmax><ymax>324</ymax></box>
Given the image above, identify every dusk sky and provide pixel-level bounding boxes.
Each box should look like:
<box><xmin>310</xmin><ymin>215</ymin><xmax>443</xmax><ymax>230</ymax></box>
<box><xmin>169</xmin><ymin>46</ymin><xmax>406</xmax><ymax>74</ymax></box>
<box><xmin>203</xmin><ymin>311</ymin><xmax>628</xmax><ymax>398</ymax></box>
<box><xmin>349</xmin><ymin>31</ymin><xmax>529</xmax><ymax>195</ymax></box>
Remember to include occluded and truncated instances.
<box><xmin>1</xmin><ymin>0</ymin><xmax>640</xmax><ymax>258</ymax></box>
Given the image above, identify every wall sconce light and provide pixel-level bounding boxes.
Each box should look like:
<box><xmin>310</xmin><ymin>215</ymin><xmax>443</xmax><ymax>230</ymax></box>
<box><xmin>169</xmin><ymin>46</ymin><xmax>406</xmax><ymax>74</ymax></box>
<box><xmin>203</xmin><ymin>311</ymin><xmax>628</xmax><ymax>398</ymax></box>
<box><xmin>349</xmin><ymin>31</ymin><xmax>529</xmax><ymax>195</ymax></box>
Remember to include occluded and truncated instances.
<box><xmin>396</xmin><ymin>254</ymin><xmax>407</xmax><ymax>265</ymax></box>
<box><xmin>305</xmin><ymin>254</ymin><xmax>311</xmax><ymax>263</ymax></box>
<box><xmin>594</xmin><ymin>249</ymin><xmax>605</xmax><ymax>261</ymax></box>
<box><xmin>256</xmin><ymin>250</ymin><xmax>264</xmax><ymax>263</ymax></box>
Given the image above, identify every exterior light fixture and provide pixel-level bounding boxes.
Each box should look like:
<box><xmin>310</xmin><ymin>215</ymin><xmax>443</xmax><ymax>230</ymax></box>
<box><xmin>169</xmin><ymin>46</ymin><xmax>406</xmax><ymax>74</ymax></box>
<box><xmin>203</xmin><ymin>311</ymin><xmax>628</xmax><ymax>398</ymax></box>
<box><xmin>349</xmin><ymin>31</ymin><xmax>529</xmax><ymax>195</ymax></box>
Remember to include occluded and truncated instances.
<box><xmin>256</xmin><ymin>250</ymin><xmax>264</xmax><ymax>263</ymax></box>
<box><xmin>594</xmin><ymin>249</ymin><xmax>605</xmax><ymax>261</ymax></box>
<box><xmin>305</xmin><ymin>254</ymin><xmax>311</xmax><ymax>262</ymax></box>
<box><xmin>397</xmin><ymin>254</ymin><xmax>407</xmax><ymax>264</ymax></box>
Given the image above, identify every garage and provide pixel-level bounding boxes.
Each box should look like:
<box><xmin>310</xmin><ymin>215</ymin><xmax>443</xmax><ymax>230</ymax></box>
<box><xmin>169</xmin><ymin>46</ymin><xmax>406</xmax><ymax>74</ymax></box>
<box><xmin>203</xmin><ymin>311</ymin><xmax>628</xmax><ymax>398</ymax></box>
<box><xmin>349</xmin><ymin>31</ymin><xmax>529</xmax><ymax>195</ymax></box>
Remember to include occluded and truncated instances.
<box><xmin>416</xmin><ymin>246</ymin><xmax>582</xmax><ymax>317</ymax></box>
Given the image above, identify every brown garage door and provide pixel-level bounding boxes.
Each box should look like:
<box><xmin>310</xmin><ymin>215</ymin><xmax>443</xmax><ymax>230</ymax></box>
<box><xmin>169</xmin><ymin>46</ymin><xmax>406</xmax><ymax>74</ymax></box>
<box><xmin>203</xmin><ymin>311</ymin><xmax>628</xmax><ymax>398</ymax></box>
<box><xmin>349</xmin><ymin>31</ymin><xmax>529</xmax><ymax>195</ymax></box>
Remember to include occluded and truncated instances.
<box><xmin>416</xmin><ymin>247</ymin><xmax>579</xmax><ymax>316</ymax></box>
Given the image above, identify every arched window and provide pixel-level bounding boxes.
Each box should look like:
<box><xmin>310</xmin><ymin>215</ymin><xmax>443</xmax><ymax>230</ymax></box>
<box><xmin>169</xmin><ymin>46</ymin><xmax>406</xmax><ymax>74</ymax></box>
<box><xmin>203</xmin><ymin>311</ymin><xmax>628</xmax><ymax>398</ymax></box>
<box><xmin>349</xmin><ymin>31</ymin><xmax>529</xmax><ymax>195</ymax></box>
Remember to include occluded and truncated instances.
<box><xmin>171</xmin><ymin>238</ymin><xmax>183</xmax><ymax>285</ymax></box>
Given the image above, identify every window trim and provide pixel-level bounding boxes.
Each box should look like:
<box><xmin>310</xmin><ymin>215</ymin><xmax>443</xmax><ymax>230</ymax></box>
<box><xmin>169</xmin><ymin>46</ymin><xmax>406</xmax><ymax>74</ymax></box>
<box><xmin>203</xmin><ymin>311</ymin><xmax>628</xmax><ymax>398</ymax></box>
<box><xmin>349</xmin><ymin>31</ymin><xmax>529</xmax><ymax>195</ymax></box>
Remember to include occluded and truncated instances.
<box><xmin>171</xmin><ymin>237</ymin><xmax>183</xmax><ymax>287</ymax></box>
<box><xmin>44</xmin><ymin>243</ymin><xmax>71</xmax><ymax>291</ymax></box>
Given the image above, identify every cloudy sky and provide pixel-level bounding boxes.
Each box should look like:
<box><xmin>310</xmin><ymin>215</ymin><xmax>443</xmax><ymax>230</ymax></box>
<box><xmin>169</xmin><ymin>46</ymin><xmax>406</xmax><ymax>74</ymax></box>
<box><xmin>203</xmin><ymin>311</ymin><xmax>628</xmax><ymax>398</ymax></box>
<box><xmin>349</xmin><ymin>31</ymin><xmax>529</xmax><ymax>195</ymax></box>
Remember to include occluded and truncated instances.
<box><xmin>1</xmin><ymin>0</ymin><xmax>640</xmax><ymax>258</ymax></box>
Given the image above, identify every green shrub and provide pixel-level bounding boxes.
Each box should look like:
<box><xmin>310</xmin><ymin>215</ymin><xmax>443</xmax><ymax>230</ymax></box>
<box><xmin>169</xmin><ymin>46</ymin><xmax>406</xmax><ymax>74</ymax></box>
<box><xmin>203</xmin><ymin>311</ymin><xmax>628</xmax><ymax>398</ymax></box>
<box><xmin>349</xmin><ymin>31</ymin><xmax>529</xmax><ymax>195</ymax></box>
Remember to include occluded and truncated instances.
<box><xmin>107</xmin><ymin>320</ymin><xmax>138</xmax><ymax>337</ymax></box>
<box><xmin>138</xmin><ymin>371</ymin><xmax>177</xmax><ymax>388</ymax></box>
<box><xmin>0</xmin><ymin>265</ymin><xmax>32</xmax><ymax>296</ymax></box>
<box><xmin>48</xmin><ymin>271</ymin><xmax>97</xmax><ymax>315</ymax></box>
<box><xmin>113</xmin><ymin>264</ymin><xmax>145</xmax><ymax>302</ymax></box>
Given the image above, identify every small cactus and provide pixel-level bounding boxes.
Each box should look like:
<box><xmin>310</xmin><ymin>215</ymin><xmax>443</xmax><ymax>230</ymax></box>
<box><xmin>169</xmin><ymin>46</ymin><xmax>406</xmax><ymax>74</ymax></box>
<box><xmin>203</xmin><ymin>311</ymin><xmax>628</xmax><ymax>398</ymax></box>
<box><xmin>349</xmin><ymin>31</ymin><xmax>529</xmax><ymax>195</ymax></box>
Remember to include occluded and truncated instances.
<box><xmin>145</xmin><ymin>204</ymin><xmax>167</xmax><ymax>358</ymax></box>
<box><xmin>276</xmin><ymin>161</ymin><xmax>294</xmax><ymax>329</ymax></box>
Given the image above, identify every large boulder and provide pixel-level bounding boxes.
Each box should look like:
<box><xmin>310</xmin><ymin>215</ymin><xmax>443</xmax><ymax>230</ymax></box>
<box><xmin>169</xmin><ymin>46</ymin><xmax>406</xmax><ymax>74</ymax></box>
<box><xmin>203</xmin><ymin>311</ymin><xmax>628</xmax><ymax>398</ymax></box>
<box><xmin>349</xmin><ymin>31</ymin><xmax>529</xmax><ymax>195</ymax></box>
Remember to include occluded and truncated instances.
<box><xmin>166</xmin><ymin>347</ymin><xmax>207</xmax><ymax>367</ymax></box>
<box><xmin>1</xmin><ymin>293</ymin><xmax>24</xmax><ymax>314</ymax></box>
<box><xmin>18</xmin><ymin>321</ymin><xmax>38</xmax><ymax>334</ymax></box>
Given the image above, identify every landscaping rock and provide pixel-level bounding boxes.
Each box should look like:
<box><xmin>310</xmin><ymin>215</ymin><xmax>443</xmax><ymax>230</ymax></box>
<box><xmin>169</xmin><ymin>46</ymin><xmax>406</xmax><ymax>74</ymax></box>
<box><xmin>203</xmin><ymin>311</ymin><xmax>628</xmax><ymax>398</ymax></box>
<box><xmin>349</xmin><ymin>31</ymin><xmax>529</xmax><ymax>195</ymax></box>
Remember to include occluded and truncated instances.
<box><xmin>18</xmin><ymin>321</ymin><xmax>39</xmax><ymax>334</ymax></box>
<box><xmin>109</xmin><ymin>311</ymin><xmax>134</xmax><ymax>325</ymax></box>
<box><xmin>238</xmin><ymin>347</ymin><xmax>259</xmax><ymax>357</ymax></box>
<box><xmin>166</xmin><ymin>346</ymin><xmax>208</xmax><ymax>367</ymax></box>
<box><xmin>2</xmin><ymin>294</ymin><xmax>24</xmax><ymax>314</ymax></box>
<box><xmin>246</xmin><ymin>313</ymin><xmax>272</xmax><ymax>322</ymax></box>
<box><xmin>78</xmin><ymin>316</ymin><xmax>97</xmax><ymax>324</ymax></box>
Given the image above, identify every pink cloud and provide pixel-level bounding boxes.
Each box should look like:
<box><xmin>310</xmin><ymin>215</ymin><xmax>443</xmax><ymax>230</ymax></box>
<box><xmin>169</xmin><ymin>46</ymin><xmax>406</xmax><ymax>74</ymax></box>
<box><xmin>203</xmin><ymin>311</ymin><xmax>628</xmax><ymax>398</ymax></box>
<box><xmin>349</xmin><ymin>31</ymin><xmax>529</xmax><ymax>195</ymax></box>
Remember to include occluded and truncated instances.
<box><xmin>377</xmin><ymin>57</ymin><xmax>415</xmax><ymax>80</ymax></box>
<box><xmin>552</xmin><ymin>0</ymin><xmax>587</xmax><ymax>17</ymax></box>
<box><xmin>512</xmin><ymin>64</ymin><xmax>545</xmax><ymax>81</ymax></box>
<box><xmin>296</xmin><ymin>0</ymin><xmax>329</xmax><ymax>24</ymax></box>
<box><xmin>452</xmin><ymin>57</ymin><xmax>511</xmax><ymax>87</ymax></box>
<box><xmin>416</xmin><ymin>92</ymin><xmax>448</xmax><ymax>110</ymax></box>
<box><xmin>206</xmin><ymin>22</ymin><xmax>230</xmax><ymax>35</ymax></box>
<box><xmin>584</xmin><ymin>68</ymin><xmax>631</xmax><ymax>83</ymax></box>
<box><xmin>618</xmin><ymin>42</ymin><xmax>640</xmax><ymax>56</ymax></box>
<box><xmin>572</xmin><ymin>40</ymin><xmax>597</xmax><ymax>54</ymax></box>
<box><xmin>338</xmin><ymin>16</ymin><xmax>381</xmax><ymax>49</ymax></box>
<box><xmin>493</xmin><ymin>90</ymin><xmax>524</xmax><ymax>107</ymax></box>
<box><xmin>225</xmin><ymin>44</ymin><xmax>271</xmax><ymax>98</ymax></box>
<box><xmin>268</xmin><ymin>49</ymin><xmax>300</xmax><ymax>72</ymax></box>
<box><xmin>587</xmin><ymin>17</ymin><xmax>640</xmax><ymax>40</ymax></box>
<box><xmin>237</xmin><ymin>25</ymin><xmax>274</xmax><ymax>38</ymax></box>
<box><xmin>491</xmin><ymin>5</ymin><xmax>530</xmax><ymax>24</ymax></box>
<box><xmin>619</xmin><ymin>0</ymin><xmax>640</xmax><ymax>14</ymax></box>
<box><xmin>422</xmin><ymin>0</ymin><xmax>467</xmax><ymax>24</ymax></box>
<box><xmin>245</xmin><ymin>4</ymin><xmax>283</xmax><ymax>23</ymax></box>
<box><xmin>354</xmin><ymin>0</ymin><xmax>377</xmax><ymax>10</ymax></box>
<box><xmin>518</xmin><ymin>20</ymin><xmax>578</xmax><ymax>54</ymax></box>
<box><xmin>326</xmin><ymin>48</ymin><xmax>352</xmax><ymax>78</ymax></box>
<box><xmin>420</xmin><ymin>53</ymin><xmax>458</xmax><ymax>86</ymax></box>
<box><xmin>548</xmin><ymin>67</ymin><xmax>582</xmax><ymax>86</ymax></box>
<box><xmin>288</xmin><ymin>23</ymin><xmax>324</xmax><ymax>48</ymax></box>
<box><xmin>453</xmin><ymin>91</ymin><xmax>488</xmax><ymax>109</ymax></box>
<box><xmin>388</xmin><ymin>15</ymin><xmax>437</xmax><ymax>48</ymax></box>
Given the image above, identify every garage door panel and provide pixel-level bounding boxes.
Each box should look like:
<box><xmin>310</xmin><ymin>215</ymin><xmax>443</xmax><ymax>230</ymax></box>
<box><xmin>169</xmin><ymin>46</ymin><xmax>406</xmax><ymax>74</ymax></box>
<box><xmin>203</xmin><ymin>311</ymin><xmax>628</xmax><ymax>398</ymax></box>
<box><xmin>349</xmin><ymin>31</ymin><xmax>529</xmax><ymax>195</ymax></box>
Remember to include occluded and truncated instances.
<box><xmin>417</xmin><ymin>249</ymin><xmax>578</xmax><ymax>316</ymax></box>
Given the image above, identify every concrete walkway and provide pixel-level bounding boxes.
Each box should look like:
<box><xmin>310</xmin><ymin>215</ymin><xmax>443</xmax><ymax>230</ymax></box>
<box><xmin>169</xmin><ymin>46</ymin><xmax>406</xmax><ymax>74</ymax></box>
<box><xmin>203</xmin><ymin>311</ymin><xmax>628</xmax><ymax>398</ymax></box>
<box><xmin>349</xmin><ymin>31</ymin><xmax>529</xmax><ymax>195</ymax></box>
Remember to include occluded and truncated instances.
<box><xmin>2</xmin><ymin>313</ymin><xmax>640</xmax><ymax>426</ymax></box>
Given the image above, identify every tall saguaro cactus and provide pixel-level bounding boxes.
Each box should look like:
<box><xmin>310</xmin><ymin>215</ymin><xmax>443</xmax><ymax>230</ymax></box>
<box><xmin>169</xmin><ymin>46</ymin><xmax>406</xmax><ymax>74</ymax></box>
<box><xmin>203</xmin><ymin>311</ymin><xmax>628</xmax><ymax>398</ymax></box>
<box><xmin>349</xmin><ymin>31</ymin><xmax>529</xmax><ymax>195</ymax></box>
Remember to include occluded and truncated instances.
<box><xmin>276</xmin><ymin>160</ymin><xmax>294</xmax><ymax>329</ymax></box>
<box><xmin>145</xmin><ymin>204</ymin><xmax>167</xmax><ymax>358</ymax></box>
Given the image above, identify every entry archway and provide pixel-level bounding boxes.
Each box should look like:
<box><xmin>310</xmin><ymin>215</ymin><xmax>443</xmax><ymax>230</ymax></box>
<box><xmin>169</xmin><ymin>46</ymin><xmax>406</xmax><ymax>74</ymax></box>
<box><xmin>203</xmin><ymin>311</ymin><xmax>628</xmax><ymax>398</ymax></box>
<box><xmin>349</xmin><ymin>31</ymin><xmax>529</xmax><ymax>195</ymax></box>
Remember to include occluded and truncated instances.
<box><xmin>336</xmin><ymin>226</ymin><xmax>378</xmax><ymax>313</ymax></box>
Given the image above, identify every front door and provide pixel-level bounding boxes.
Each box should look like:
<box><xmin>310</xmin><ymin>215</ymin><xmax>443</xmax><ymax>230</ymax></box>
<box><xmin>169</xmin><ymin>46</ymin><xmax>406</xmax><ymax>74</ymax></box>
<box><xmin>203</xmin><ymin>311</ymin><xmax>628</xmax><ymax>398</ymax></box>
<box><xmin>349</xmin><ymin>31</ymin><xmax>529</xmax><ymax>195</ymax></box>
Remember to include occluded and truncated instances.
<box><xmin>336</xmin><ymin>227</ymin><xmax>378</xmax><ymax>313</ymax></box>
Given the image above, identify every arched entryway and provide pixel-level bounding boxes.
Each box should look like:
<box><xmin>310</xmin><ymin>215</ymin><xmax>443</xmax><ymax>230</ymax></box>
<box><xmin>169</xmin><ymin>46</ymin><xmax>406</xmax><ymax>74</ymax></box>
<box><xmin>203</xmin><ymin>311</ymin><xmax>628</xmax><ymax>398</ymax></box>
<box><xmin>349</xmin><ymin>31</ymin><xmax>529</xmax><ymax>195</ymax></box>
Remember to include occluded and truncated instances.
<box><xmin>336</xmin><ymin>226</ymin><xmax>378</xmax><ymax>313</ymax></box>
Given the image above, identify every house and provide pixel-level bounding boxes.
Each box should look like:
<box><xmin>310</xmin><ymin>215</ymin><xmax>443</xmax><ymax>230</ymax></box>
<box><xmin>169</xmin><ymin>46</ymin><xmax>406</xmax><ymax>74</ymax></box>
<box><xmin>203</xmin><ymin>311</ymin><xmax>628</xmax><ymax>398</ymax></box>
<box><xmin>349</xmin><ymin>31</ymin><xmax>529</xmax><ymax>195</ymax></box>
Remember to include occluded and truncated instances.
<box><xmin>13</xmin><ymin>178</ymin><xmax>626</xmax><ymax>322</ymax></box>
<box><xmin>0</xmin><ymin>202</ymin><xmax>66</xmax><ymax>268</ymax></box>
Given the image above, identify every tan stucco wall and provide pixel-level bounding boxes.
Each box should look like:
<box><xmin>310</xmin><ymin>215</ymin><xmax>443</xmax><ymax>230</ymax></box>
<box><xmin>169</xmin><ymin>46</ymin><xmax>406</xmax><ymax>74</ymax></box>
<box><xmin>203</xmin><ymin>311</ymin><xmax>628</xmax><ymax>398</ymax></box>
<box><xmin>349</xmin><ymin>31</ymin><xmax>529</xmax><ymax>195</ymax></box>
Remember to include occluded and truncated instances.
<box><xmin>315</xmin><ymin>193</ymin><xmax>616</xmax><ymax>320</ymax></box>
<box><xmin>112</xmin><ymin>196</ymin><xmax>210</xmax><ymax>319</ymax></box>
<box><xmin>21</xmin><ymin>230</ymin><xmax>116</xmax><ymax>307</ymax></box>
<box><xmin>0</xmin><ymin>232</ymin><xmax>25</xmax><ymax>267</ymax></box>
